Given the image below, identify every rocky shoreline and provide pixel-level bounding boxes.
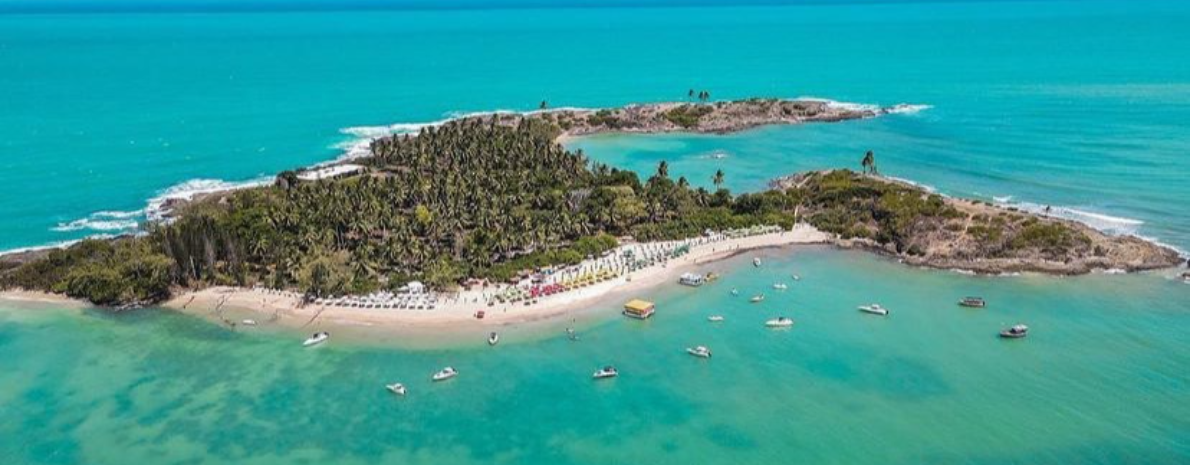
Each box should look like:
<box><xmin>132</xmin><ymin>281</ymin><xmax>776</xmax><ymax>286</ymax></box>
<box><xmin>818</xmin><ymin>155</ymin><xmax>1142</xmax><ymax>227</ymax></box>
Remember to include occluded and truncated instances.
<box><xmin>771</xmin><ymin>171</ymin><xmax>1184</xmax><ymax>276</ymax></box>
<box><xmin>426</xmin><ymin>98</ymin><xmax>900</xmax><ymax>139</ymax></box>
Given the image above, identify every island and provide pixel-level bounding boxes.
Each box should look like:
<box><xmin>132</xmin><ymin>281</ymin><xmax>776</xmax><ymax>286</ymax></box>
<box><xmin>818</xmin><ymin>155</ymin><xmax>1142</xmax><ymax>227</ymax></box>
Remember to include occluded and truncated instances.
<box><xmin>1</xmin><ymin>98</ymin><xmax>1182</xmax><ymax>328</ymax></box>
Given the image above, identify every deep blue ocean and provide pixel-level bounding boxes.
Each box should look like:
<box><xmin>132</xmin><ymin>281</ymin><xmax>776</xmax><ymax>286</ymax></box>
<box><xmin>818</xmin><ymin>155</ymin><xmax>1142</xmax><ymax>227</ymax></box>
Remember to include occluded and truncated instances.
<box><xmin>2</xmin><ymin>1</ymin><xmax>1189</xmax><ymax>464</ymax></box>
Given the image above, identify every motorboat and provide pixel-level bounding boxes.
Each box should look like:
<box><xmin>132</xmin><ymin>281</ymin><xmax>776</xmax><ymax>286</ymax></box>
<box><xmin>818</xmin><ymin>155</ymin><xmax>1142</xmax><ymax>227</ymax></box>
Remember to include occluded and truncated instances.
<box><xmin>765</xmin><ymin>317</ymin><xmax>794</xmax><ymax>328</ymax></box>
<box><xmin>790</xmin><ymin>274</ymin><xmax>801</xmax><ymax>281</ymax></box>
<box><xmin>592</xmin><ymin>366</ymin><xmax>618</xmax><ymax>379</ymax></box>
<box><xmin>958</xmin><ymin>297</ymin><xmax>986</xmax><ymax>308</ymax></box>
<box><xmin>385</xmin><ymin>383</ymin><xmax>407</xmax><ymax>396</ymax></box>
<box><xmin>686</xmin><ymin>345</ymin><xmax>712</xmax><ymax>358</ymax></box>
<box><xmin>750</xmin><ymin>294</ymin><xmax>765</xmax><ymax>303</ymax></box>
<box><xmin>753</xmin><ymin>257</ymin><xmax>762</xmax><ymax>267</ymax></box>
<box><xmin>731</xmin><ymin>288</ymin><xmax>740</xmax><ymax>296</ymax></box>
<box><xmin>999</xmin><ymin>324</ymin><xmax>1029</xmax><ymax>339</ymax></box>
<box><xmin>773</xmin><ymin>283</ymin><xmax>788</xmax><ymax>290</ymax></box>
<box><xmin>707</xmin><ymin>315</ymin><xmax>725</xmax><ymax>322</ymax></box>
<box><xmin>566</xmin><ymin>328</ymin><xmax>579</xmax><ymax>341</ymax></box>
<box><xmin>432</xmin><ymin>366</ymin><xmax>458</xmax><ymax>381</ymax></box>
<box><xmin>303</xmin><ymin>331</ymin><xmax>330</xmax><ymax>347</ymax></box>
<box><xmin>488</xmin><ymin>332</ymin><xmax>500</xmax><ymax>346</ymax></box>
<box><xmin>858</xmin><ymin>304</ymin><xmax>889</xmax><ymax>316</ymax></box>
<box><xmin>241</xmin><ymin>319</ymin><xmax>258</xmax><ymax>326</ymax></box>
<box><xmin>678</xmin><ymin>272</ymin><xmax>705</xmax><ymax>287</ymax></box>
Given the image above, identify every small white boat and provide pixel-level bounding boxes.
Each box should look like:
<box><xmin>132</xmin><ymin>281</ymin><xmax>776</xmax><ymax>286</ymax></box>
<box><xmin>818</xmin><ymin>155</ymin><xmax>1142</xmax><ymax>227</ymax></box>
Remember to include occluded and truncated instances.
<box><xmin>773</xmin><ymin>283</ymin><xmax>788</xmax><ymax>290</ymax></box>
<box><xmin>750</xmin><ymin>294</ymin><xmax>765</xmax><ymax>303</ymax></box>
<box><xmin>593</xmin><ymin>366</ymin><xmax>618</xmax><ymax>379</ymax></box>
<box><xmin>678</xmin><ymin>272</ymin><xmax>705</xmax><ymax>287</ymax></box>
<box><xmin>790</xmin><ymin>274</ymin><xmax>801</xmax><ymax>281</ymax></box>
<box><xmin>731</xmin><ymin>288</ymin><xmax>740</xmax><ymax>296</ymax></box>
<box><xmin>241</xmin><ymin>319</ymin><xmax>258</xmax><ymax>326</ymax></box>
<box><xmin>432</xmin><ymin>367</ymin><xmax>458</xmax><ymax>382</ymax></box>
<box><xmin>858</xmin><ymin>304</ymin><xmax>889</xmax><ymax>316</ymax></box>
<box><xmin>765</xmin><ymin>317</ymin><xmax>794</xmax><ymax>328</ymax></box>
<box><xmin>707</xmin><ymin>315</ymin><xmax>725</xmax><ymax>322</ymax></box>
<box><xmin>686</xmin><ymin>345</ymin><xmax>712</xmax><ymax>358</ymax></box>
<box><xmin>753</xmin><ymin>257</ymin><xmax>762</xmax><ymax>267</ymax></box>
<box><xmin>385</xmin><ymin>383</ymin><xmax>407</xmax><ymax>396</ymax></box>
<box><xmin>303</xmin><ymin>331</ymin><xmax>330</xmax><ymax>347</ymax></box>
<box><xmin>488</xmin><ymin>332</ymin><xmax>499</xmax><ymax>346</ymax></box>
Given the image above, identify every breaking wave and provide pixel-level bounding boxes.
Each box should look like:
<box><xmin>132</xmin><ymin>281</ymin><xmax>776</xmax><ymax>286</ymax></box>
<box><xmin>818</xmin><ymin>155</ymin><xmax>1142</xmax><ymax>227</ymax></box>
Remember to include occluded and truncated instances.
<box><xmin>991</xmin><ymin>197</ymin><xmax>1144</xmax><ymax>236</ymax></box>
<box><xmin>796</xmin><ymin>96</ymin><xmax>933</xmax><ymax>115</ymax></box>
<box><xmin>885</xmin><ymin>176</ymin><xmax>938</xmax><ymax>193</ymax></box>
<box><xmin>46</xmin><ymin>177</ymin><xmax>272</xmax><ymax>238</ymax></box>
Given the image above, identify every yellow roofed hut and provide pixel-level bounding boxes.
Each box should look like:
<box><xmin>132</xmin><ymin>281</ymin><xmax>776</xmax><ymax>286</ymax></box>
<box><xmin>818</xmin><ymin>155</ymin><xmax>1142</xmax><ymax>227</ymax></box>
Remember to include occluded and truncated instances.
<box><xmin>623</xmin><ymin>299</ymin><xmax>655</xmax><ymax>319</ymax></box>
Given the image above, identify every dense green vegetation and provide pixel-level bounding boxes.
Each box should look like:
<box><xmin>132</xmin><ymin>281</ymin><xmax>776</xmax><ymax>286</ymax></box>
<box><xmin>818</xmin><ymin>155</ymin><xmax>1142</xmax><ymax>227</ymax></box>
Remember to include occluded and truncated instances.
<box><xmin>3</xmin><ymin>239</ymin><xmax>172</xmax><ymax>306</ymax></box>
<box><xmin>789</xmin><ymin>170</ymin><xmax>1093</xmax><ymax>258</ymax></box>
<box><xmin>2</xmin><ymin>120</ymin><xmax>1103</xmax><ymax>306</ymax></box>
<box><xmin>789</xmin><ymin>170</ymin><xmax>963</xmax><ymax>253</ymax></box>
<box><xmin>662</xmin><ymin>104</ymin><xmax>715</xmax><ymax>128</ymax></box>
<box><xmin>1</xmin><ymin>119</ymin><xmax>798</xmax><ymax>305</ymax></box>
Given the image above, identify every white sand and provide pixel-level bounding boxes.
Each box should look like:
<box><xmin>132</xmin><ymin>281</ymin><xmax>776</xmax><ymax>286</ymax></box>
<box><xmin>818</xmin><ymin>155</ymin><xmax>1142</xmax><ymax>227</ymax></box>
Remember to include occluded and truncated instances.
<box><xmin>162</xmin><ymin>225</ymin><xmax>830</xmax><ymax>336</ymax></box>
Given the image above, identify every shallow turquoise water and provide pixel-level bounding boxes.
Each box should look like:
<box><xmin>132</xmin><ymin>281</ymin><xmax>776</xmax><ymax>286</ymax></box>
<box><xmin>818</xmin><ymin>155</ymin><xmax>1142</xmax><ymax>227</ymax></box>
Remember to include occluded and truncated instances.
<box><xmin>3</xmin><ymin>0</ymin><xmax>1190</xmax><ymax>251</ymax></box>
<box><xmin>3</xmin><ymin>248</ymin><xmax>1189</xmax><ymax>464</ymax></box>
<box><xmin>3</xmin><ymin>1</ymin><xmax>1190</xmax><ymax>464</ymax></box>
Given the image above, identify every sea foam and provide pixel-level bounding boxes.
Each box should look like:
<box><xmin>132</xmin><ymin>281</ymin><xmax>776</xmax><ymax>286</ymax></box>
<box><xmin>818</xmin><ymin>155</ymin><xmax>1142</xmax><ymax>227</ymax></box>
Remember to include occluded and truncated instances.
<box><xmin>796</xmin><ymin>96</ymin><xmax>933</xmax><ymax>115</ymax></box>
<box><xmin>46</xmin><ymin>177</ymin><xmax>272</xmax><ymax>239</ymax></box>
<box><xmin>991</xmin><ymin>197</ymin><xmax>1144</xmax><ymax>236</ymax></box>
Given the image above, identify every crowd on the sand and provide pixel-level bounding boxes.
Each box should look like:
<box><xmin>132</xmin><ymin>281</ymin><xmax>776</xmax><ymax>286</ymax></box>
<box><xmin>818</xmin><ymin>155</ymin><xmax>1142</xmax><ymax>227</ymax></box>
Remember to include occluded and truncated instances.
<box><xmin>249</xmin><ymin>225</ymin><xmax>784</xmax><ymax>312</ymax></box>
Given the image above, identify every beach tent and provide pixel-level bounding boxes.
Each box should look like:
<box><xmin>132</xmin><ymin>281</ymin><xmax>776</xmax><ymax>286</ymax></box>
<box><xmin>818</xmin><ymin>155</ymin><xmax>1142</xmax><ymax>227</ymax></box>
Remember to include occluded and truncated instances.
<box><xmin>406</xmin><ymin>281</ymin><xmax>426</xmax><ymax>294</ymax></box>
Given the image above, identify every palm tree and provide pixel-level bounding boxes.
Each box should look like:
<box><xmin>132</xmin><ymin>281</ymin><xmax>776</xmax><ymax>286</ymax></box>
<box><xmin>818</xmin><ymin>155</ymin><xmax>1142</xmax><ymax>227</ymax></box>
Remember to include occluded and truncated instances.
<box><xmin>861</xmin><ymin>150</ymin><xmax>877</xmax><ymax>175</ymax></box>
<box><xmin>539</xmin><ymin>100</ymin><xmax>549</xmax><ymax>110</ymax></box>
<box><xmin>657</xmin><ymin>160</ymin><xmax>669</xmax><ymax>178</ymax></box>
<box><xmin>712</xmin><ymin>169</ymin><xmax>725</xmax><ymax>190</ymax></box>
<box><xmin>688</xmin><ymin>89</ymin><xmax>695</xmax><ymax>100</ymax></box>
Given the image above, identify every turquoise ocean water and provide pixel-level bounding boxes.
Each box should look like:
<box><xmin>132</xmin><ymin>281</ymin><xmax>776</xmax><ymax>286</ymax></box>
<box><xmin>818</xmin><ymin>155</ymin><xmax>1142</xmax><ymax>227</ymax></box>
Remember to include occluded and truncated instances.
<box><xmin>2</xmin><ymin>1</ymin><xmax>1190</xmax><ymax>463</ymax></box>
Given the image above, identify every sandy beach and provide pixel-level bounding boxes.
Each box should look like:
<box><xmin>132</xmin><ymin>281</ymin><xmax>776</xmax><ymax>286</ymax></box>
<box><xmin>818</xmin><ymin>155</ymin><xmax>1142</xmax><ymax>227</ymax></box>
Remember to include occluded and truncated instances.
<box><xmin>159</xmin><ymin>225</ymin><xmax>829</xmax><ymax>340</ymax></box>
<box><xmin>0</xmin><ymin>289</ymin><xmax>90</xmax><ymax>309</ymax></box>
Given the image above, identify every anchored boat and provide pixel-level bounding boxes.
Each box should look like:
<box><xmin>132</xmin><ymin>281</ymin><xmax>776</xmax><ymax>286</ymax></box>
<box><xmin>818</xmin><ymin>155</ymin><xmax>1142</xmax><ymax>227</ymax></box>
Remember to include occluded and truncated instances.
<box><xmin>999</xmin><ymin>324</ymin><xmax>1029</xmax><ymax>339</ymax></box>
<box><xmin>593</xmin><ymin>366</ymin><xmax>618</xmax><ymax>379</ymax></box>
<box><xmin>750</xmin><ymin>294</ymin><xmax>765</xmax><ymax>303</ymax></box>
<box><xmin>858</xmin><ymin>304</ymin><xmax>889</xmax><ymax>316</ymax></box>
<box><xmin>765</xmin><ymin>317</ymin><xmax>794</xmax><ymax>328</ymax></box>
<box><xmin>432</xmin><ymin>367</ymin><xmax>458</xmax><ymax>381</ymax></box>
<box><xmin>707</xmin><ymin>315</ymin><xmax>725</xmax><ymax>322</ymax></box>
<box><xmin>958</xmin><ymin>297</ymin><xmax>987</xmax><ymax>308</ymax></box>
<box><xmin>386</xmin><ymin>383</ymin><xmax>407</xmax><ymax>396</ymax></box>
<box><xmin>686</xmin><ymin>346</ymin><xmax>712</xmax><ymax>358</ymax></box>
<box><xmin>488</xmin><ymin>332</ymin><xmax>499</xmax><ymax>346</ymax></box>
<box><xmin>678</xmin><ymin>272</ymin><xmax>705</xmax><ymax>287</ymax></box>
<box><xmin>303</xmin><ymin>331</ymin><xmax>330</xmax><ymax>347</ymax></box>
